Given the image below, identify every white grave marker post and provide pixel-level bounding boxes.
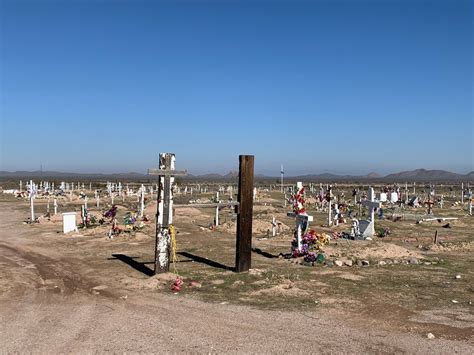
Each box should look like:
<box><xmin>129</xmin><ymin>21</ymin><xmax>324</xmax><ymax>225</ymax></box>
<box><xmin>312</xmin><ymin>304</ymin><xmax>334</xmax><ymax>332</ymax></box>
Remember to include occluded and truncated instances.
<box><xmin>327</xmin><ymin>185</ymin><xmax>333</xmax><ymax>227</ymax></box>
<box><xmin>287</xmin><ymin>182</ymin><xmax>313</xmax><ymax>253</ymax></box>
<box><xmin>280</xmin><ymin>164</ymin><xmax>284</xmax><ymax>193</ymax></box>
<box><xmin>360</xmin><ymin>187</ymin><xmax>382</xmax><ymax>237</ymax></box>
<box><xmin>139</xmin><ymin>187</ymin><xmax>145</xmax><ymax>218</ymax></box>
<box><xmin>29</xmin><ymin>180</ymin><xmax>36</xmax><ymax>222</ymax></box>
<box><xmin>19</xmin><ymin>180</ymin><xmax>22</xmax><ymax>192</ymax></box>
<box><xmin>47</xmin><ymin>197</ymin><xmax>50</xmax><ymax>214</ymax></box>
<box><xmin>469</xmin><ymin>190</ymin><xmax>473</xmax><ymax>216</ymax></box>
<box><xmin>84</xmin><ymin>196</ymin><xmax>88</xmax><ymax>209</ymax></box>
<box><xmin>54</xmin><ymin>199</ymin><xmax>58</xmax><ymax>215</ymax></box>
<box><xmin>272</xmin><ymin>216</ymin><xmax>277</xmax><ymax>237</ymax></box>
<box><xmin>461</xmin><ymin>183</ymin><xmax>464</xmax><ymax>204</ymax></box>
<box><xmin>215</xmin><ymin>192</ymin><xmax>220</xmax><ymax>226</ymax></box>
<box><xmin>81</xmin><ymin>205</ymin><xmax>87</xmax><ymax>227</ymax></box>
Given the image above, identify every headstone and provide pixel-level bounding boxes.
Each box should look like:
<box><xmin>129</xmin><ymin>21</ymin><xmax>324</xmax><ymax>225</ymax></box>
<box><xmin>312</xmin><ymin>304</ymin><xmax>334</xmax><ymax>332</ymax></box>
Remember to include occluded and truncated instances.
<box><xmin>390</xmin><ymin>192</ymin><xmax>398</xmax><ymax>203</ymax></box>
<box><xmin>380</xmin><ymin>192</ymin><xmax>387</xmax><ymax>202</ymax></box>
<box><xmin>62</xmin><ymin>212</ymin><xmax>77</xmax><ymax>233</ymax></box>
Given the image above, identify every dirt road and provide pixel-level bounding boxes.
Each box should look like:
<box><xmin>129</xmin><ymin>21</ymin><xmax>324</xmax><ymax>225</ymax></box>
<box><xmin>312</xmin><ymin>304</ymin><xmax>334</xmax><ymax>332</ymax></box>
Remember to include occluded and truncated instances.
<box><xmin>0</xmin><ymin>201</ymin><xmax>472</xmax><ymax>353</ymax></box>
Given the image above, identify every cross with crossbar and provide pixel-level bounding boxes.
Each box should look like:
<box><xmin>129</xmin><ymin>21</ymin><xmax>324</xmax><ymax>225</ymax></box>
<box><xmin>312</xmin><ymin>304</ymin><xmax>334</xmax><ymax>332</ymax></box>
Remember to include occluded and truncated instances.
<box><xmin>148</xmin><ymin>153</ymin><xmax>187</xmax><ymax>274</ymax></box>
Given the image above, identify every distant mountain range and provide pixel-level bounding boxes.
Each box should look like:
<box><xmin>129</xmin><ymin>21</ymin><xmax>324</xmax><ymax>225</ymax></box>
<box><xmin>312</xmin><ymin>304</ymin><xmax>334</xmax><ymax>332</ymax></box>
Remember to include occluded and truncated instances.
<box><xmin>0</xmin><ymin>168</ymin><xmax>472</xmax><ymax>182</ymax></box>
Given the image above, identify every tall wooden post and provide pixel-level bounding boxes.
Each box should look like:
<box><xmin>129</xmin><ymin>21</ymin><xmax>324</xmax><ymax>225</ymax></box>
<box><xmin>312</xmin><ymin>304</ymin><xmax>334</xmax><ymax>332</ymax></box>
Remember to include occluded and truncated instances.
<box><xmin>154</xmin><ymin>153</ymin><xmax>175</xmax><ymax>274</ymax></box>
<box><xmin>236</xmin><ymin>155</ymin><xmax>254</xmax><ymax>272</ymax></box>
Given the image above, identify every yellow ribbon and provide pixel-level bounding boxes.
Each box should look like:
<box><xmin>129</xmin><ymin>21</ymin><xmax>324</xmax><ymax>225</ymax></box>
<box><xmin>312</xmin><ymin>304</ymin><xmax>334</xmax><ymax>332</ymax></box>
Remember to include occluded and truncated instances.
<box><xmin>169</xmin><ymin>224</ymin><xmax>179</xmax><ymax>275</ymax></box>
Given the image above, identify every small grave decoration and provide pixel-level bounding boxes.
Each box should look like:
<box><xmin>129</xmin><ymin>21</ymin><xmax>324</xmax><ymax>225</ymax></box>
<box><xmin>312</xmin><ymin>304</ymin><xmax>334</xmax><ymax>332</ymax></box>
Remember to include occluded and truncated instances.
<box><xmin>78</xmin><ymin>208</ymin><xmax>97</xmax><ymax>228</ymax></box>
<box><xmin>290</xmin><ymin>184</ymin><xmax>306</xmax><ymax>214</ymax></box>
<box><xmin>377</xmin><ymin>227</ymin><xmax>391</xmax><ymax>238</ymax></box>
<box><xmin>123</xmin><ymin>212</ymin><xmax>145</xmax><ymax>231</ymax></box>
<box><xmin>288</xmin><ymin>183</ymin><xmax>330</xmax><ymax>262</ymax></box>
<box><xmin>104</xmin><ymin>205</ymin><xmax>118</xmax><ymax>219</ymax></box>
<box><xmin>292</xmin><ymin>230</ymin><xmax>330</xmax><ymax>261</ymax></box>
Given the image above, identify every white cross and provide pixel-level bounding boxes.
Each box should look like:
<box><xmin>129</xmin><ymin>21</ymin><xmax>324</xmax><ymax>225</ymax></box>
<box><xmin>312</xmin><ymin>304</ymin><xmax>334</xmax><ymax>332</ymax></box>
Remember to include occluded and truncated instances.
<box><xmin>287</xmin><ymin>182</ymin><xmax>313</xmax><ymax>253</ymax></box>
<box><xmin>361</xmin><ymin>187</ymin><xmax>381</xmax><ymax>236</ymax></box>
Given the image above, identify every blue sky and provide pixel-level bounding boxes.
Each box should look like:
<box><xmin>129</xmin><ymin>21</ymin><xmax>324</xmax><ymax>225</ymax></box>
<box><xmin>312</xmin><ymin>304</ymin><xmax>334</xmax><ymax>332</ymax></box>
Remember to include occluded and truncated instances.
<box><xmin>1</xmin><ymin>0</ymin><xmax>472</xmax><ymax>176</ymax></box>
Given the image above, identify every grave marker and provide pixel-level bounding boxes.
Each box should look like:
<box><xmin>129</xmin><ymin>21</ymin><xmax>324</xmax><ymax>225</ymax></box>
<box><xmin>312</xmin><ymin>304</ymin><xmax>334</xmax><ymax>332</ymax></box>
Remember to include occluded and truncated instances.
<box><xmin>215</xmin><ymin>192</ymin><xmax>220</xmax><ymax>226</ymax></box>
<box><xmin>360</xmin><ymin>187</ymin><xmax>382</xmax><ymax>237</ymax></box>
<box><xmin>148</xmin><ymin>153</ymin><xmax>187</xmax><ymax>274</ymax></box>
<box><xmin>62</xmin><ymin>212</ymin><xmax>77</xmax><ymax>233</ymax></box>
<box><xmin>235</xmin><ymin>155</ymin><xmax>255</xmax><ymax>272</ymax></box>
<box><xmin>287</xmin><ymin>182</ymin><xmax>313</xmax><ymax>253</ymax></box>
<box><xmin>29</xmin><ymin>180</ymin><xmax>36</xmax><ymax>222</ymax></box>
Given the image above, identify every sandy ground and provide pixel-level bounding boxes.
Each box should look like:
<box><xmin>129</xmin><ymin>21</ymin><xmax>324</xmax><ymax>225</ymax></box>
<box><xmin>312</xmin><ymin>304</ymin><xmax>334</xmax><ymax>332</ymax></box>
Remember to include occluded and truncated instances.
<box><xmin>0</xmin><ymin>198</ymin><xmax>473</xmax><ymax>353</ymax></box>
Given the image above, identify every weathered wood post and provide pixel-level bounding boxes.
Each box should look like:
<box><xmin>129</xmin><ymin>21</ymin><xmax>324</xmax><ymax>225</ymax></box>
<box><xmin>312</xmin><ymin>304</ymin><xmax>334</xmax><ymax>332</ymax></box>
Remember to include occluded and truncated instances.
<box><xmin>148</xmin><ymin>153</ymin><xmax>187</xmax><ymax>274</ymax></box>
<box><xmin>155</xmin><ymin>153</ymin><xmax>174</xmax><ymax>274</ymax></box>
<box><xmin>235</xmin><ymin>155</ymin><xmax>254</xmax><ymax>272</ymax></box>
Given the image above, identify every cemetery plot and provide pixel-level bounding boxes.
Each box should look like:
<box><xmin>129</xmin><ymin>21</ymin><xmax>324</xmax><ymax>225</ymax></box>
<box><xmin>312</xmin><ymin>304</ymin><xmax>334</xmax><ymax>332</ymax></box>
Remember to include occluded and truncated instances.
<box><xmin>0</xmin><ymin>175</ymin><xmax>473</xmax><ymax>347</ymax></box>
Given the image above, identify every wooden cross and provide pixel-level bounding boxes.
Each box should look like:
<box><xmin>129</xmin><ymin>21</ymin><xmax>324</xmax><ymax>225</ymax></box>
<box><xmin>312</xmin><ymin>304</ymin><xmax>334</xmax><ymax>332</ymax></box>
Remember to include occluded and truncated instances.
<box><xmin>424</xmin><ymin>188</ymin><xmax>435</xmax><ymax>215</ymax></box>
<box><xmin>148</xmin><ymin>153</ymin><xmax>187</xmax><ymax>274</ymax></box>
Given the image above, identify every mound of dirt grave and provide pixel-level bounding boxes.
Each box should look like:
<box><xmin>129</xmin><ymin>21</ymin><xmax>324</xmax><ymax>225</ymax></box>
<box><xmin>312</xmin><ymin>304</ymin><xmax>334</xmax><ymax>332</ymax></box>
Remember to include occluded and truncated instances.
<box><xmin>175</xmin><ymin>207</ymin><xmax>207</xmax><ymax>217</ymax></box>
<box><xmin>430</xmin><ymin>240</ymin><xmax>474</xmax><ymax>252</ymax></box>
<box><xmin>305</xmin><ymin>196</ymin><xmax>318</xmax><ymax>204</ymax></box>
<box><xmin>250</xmin><ymin>279</ymin><xmax>309</xmax><ymax>297</ymax></box>
<box><xmin>253</xmin><ymin>205</ymin><xmax>277</xmax><ymax>213</ymax></box>
<box><xmin>324</xmin><ymin>242</ymin><xmax>423</xmax><ymax>260</ymax></box>
<box><xmin>220</xmin><ymin>218</ymin><xmax>290</xmax><ymax>235</ymax></box>
<box><xmin>37</xmin><ymin>213</ymin><xmax>65</xmax><ymax>224</ymax></box>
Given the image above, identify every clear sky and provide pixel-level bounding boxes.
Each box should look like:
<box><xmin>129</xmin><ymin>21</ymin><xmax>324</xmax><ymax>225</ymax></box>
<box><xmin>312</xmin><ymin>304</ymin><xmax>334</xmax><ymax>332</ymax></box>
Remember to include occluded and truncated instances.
<box><xmin>1</xmin><ymin>0</ymin><xmax>472</xmax><ymax>176</ymax></box>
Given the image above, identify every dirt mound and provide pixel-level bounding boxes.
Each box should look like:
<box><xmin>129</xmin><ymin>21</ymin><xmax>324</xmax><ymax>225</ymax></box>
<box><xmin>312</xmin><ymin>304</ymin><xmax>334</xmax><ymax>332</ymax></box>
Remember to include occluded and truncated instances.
<box><xmin>253</xmin><ymin>205</ymin><xmax>277</xmax><ymax>213</ymax></box>
<box><xmin>176</xmin><ymin>207</ymin><xmax>206</xmax><ymax>217</ymax></box>
<box><xmin>305</xmin><ymin>197</ymin><xmax>318</xmax><ymax>204</ymax></box>
<box><xmin>250</xmin><ymin>280</ymin><xmax>309</xmax><ymax>297</ymax></box>
<box><xmin>430</xmin><ymin>241</ymin><xmax>474</xmax><ymax>252</ymax></box>
<box><xmin>37</xmin><ymin>213</ymin><xmax>64</xmax><ymax>224</ymax></box>
<box><xmin>354</xmin><ymin>243</ymin><xmax>422</xmax><ymax>259</ymax></box>
<box><xmin>220</xmin><ymin>218</ymin><xmax>290</xmax><ymax>235</ymax></box>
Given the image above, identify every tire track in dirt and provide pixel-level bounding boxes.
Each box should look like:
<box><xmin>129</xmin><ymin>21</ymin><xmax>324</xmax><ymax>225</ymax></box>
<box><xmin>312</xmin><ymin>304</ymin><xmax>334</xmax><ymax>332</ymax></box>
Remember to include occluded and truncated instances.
<box><xmin>0</xmin><ymin>243</ymin><xmax>116</xmax><ymax>298</ymax></box>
